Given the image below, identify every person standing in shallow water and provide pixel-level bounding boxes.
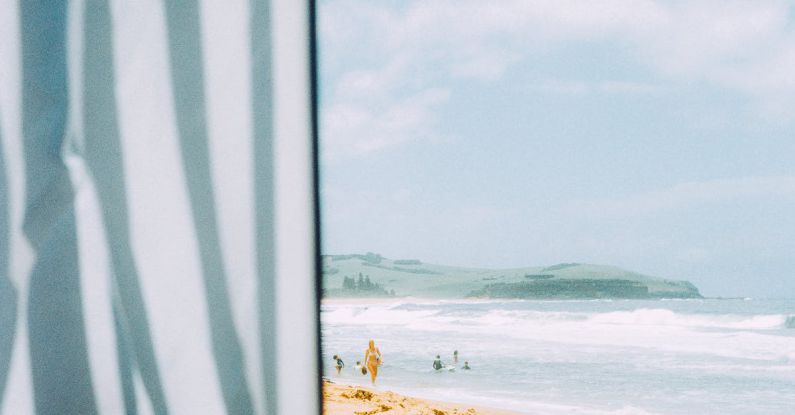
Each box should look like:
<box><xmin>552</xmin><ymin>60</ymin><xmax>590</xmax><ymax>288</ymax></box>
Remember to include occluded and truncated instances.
<box><xmin>453</xmin><ymin>350</ymin><xmax>458</xmax><ymax>364</ymax></box>
<box><xmin>364</xmin><ymin>339</ymin><xmax>382</xmax><ymax>385</ymax></box>
<box><xmin>333</xmin><ymin>355</ymin><xmax>345</xmax><ymax>375</ymax></box>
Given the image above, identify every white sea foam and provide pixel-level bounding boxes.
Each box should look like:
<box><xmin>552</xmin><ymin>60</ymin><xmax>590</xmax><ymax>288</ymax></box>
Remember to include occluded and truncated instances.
<box><xmin>587</xmin><ymin>308</ymin><xmax>788</xmax><ymax>330</ymax></box>
<box><xmin>322</xmin><ymin>299</ymin><xmax>795</xmax><ymax>414</ymax></box>
<box><xmin>325</xmin><ymin>304</ymin><xmax>790</xmax><ymax>331</ymax></box>
<box><xmin>324</xmin><ymin>302</ymin><xmax>795</xmax><ymax>364</ymax></box>
<box><xmin>321</xmin><ymin>306</ymin><xmax>441</xmax><ymax>326</ymax></box>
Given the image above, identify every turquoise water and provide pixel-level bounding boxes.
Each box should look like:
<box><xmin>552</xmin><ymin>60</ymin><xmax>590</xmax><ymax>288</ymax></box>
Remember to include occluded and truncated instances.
<box><xmin>321</xmin><ymin>298</ymin><xmax>795</xmax><ymax>414</ymax></box>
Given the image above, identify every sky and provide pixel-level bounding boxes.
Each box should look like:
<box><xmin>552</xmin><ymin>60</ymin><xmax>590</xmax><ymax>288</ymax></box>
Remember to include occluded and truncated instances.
<box><xmin>317</xmin><ymin>0</ymin><xmax>795</xmax><ymax>298</ymax></box>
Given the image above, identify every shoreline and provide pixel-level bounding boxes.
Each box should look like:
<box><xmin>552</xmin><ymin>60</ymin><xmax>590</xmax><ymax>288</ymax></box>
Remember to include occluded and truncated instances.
<box><xmin>322</xmin><ymin>380</ymin><xmax>521</xmax><ymax>415</ymax></box>
<box><xmin>320</xmin><ymin>296</ymin><xmax>722</xmax><ymax>305</ymax></box>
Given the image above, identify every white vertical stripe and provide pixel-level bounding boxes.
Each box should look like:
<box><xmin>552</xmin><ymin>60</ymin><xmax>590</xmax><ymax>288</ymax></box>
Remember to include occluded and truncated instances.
<box><xmin>133</xmin><ymin>365</ymin><xmax>155</xmax><ymax>415</ymax></box>
<box><xmin>66</xmin><ymin>0</ymin><xmax>84</xmax><ymax>150</ymax></box>
<box><xmin>0</xmin><ymin>0</ymin><xmax>33</xmax><ymax>301</ymax></box>
<box><xmin>199</xmin><ymin>0</ymin><xmax>264</xmax><ymax>413</ymax></box>
<box><xmin>1</xmin><ymin>1</ymin><xmax>320</xmax><ymax>413</ymax></box>
<box><xmin>0</xmin><ymin>0</ymin><xmax>34</xmax><ymax>413</ymax></box>
<box><xmin>65</xmin><ymin>1</ymin><xmax>125</xmax><ymax>412</ymax></box>
<box><xmin>68</xmin><ymin>160</ymin><xmax>125</xmax><ymax>414</ymax></box>
<box><xmin>110</xmin><ymin>0</ymin><xmax>225</xmax><ymax>413</ymax></box>
<box><xmin>272</xmin><ymin>1</ymin><xmax>320</xmax><ymax>414</ymax></box>
<box><xmin>0</xmin><ymin>310</ymin><xmax>31</xmax><ymax>415</ymax></box>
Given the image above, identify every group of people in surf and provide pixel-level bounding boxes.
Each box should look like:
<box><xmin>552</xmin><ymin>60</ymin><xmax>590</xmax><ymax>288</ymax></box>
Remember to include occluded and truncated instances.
<box><xmin>332</xmin><ymin>339</ymin><xmax>382</xmax><ymax>384</ymax></box>
<box><xmin>332</xmin><ymin>341</ymin><xmax>471</xmax><ymax>386</ymax></box>
<box><xmin>433</xmin><ymin>350</ymin><xmax>470</xmax><ymax>372</ymax></box>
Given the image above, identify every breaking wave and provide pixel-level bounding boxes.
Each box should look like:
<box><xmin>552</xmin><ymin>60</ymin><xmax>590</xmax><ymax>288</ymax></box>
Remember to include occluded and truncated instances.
<box><xmin>587</xmin><ymin>308</ymin><xmax>788</xmax><ymax>330</ymax></box>
<box><xmin>323</xmin><ymin>303</ymin><xmax>791</xmax><ymax>331</ymax></box>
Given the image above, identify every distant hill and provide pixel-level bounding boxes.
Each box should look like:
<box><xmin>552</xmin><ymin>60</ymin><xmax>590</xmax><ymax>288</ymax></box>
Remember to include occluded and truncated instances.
<box><xmin>322</xmin><ymin>253</ymin><xmax>702</xmax><ymax>299</ymax></box>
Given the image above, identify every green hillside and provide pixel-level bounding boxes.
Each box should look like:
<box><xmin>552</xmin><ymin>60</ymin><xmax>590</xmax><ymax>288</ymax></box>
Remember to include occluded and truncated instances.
<box><xmin>322</xmin><ymin>253</ymin><xmax>702</xmax><ymax>299</ymax></box>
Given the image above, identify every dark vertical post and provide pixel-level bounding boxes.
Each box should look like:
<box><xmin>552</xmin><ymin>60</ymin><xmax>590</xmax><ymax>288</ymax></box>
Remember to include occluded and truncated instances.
<box><xmin>307</xmin><ymin>0</ymin><xmax>325</xmax><ymax>410</ymax></box>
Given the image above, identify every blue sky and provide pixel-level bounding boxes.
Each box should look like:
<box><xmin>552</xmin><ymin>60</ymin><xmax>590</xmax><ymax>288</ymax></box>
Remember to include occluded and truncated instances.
<box><xmin>317</xmin><ymin>0</ymin><xmax>795</xmax><ymax>298</ymax></box>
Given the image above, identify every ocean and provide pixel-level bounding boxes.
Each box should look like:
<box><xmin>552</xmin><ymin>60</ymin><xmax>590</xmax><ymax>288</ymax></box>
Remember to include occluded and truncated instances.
<box><xmin>321</xmin><ymin>298</ymin><xmax>795</xmax><ymax>414</ymax></box>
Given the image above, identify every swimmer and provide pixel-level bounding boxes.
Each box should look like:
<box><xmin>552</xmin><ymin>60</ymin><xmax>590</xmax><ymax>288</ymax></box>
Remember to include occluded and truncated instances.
<box><xmin>354</xmin><ymin>360</ymin><xmax>364</xmax><ymax>374</ymax></box>
<box><xmin>462</xmin><ymin>361</ymin><xmax>471</xmax><ymax>370</ymax></box>
<box><xmin>364</xmin><ymin>340</ymin><xmax>382</xmax><ymax>385</ymax></box>
<box><xmin>433</xmin><ymin>355</ymin><xmax>444</xmax><ymax>371</ymax></box>
<box><xmin>453</xmin><ymin>350</ymin><xmax>459</xmax><ymax>364</ymax></box>
<box><xmin>332</xmin><ymin>355</ymin><xmax>345</xmax><ymax>375</ymax></box>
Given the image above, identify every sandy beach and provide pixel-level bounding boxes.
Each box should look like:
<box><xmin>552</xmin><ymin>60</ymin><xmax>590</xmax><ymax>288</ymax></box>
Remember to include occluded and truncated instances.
<box><xmin>323</xmin><ymin>381</ymin><xmax>520</xmax><ymax>415</ymax></box>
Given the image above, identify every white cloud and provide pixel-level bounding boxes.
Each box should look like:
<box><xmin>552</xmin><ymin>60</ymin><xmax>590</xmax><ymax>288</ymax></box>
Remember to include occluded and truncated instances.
<box><xmin>373</xmin><ymin>0</ymin><xmax>795</xmax><ymax>99</ymax></box>
<box><xmin>321</xmin><ymin>87</ymin><xmax>449</xmax><ymax>160</ymax></box>
<box><xmin>450</xmin><ymin>48</ymin><xmax>521</xmax><ymax>82</ymax></box>
<box><xmin>320</xmin><ymin>0</ymin><xmax>795</xmax><ymax>161</ymax></box>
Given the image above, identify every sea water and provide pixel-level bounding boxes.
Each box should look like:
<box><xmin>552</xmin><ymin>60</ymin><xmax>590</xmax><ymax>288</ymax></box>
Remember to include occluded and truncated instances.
<box><xmin>321</xmin><ymin>298</ymin><xmax>795</xmax><ymax>414</ymax></box>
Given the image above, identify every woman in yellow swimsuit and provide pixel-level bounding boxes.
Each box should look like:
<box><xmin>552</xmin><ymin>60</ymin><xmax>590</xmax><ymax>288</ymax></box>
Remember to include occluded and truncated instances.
<box><xmin>363</xmin><ymin>339</ymin><xmax>382</xmax><ymax>385</ymax></box>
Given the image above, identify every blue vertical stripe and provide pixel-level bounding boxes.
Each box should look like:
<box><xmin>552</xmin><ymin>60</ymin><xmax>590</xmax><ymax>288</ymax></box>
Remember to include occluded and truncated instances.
<box><xmin>250</xmin><ymin>0</ymin><xmax>278</xmax><ymax>413</ymax></box>
<box><xmin>162</xmin><ymin>1</ymin><xmax>255</xmax><ymax>413</ymax></box>
<box><xmin>82</xmin><ymin>0</ymin><xmax>169</xmax><ymax>413</ymax></box>
<box><xmin>20</xmin><ymin>0</ymin><xmax>97</xmax><ymax>413</ymax></box>
<box><xmin>1</xmin><ymin>1</ymin><xmax>319</xmax><ymax>413</ymax></box>
<box><xmin>0</xmin><ymin>111</ymin><xmax>17</xmax><ymax>411</ymax></box>
<box><xmin>112</xmin><ymin>303</ymin><xmax>138</xmax><ymax>415</ymax></box>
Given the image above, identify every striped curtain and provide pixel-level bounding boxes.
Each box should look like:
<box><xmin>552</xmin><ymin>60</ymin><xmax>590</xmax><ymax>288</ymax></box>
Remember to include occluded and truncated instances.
<box><xmin>0</xmin><ymin>0</ymin><xmax>320</xmax><ymax>414</ymax></box>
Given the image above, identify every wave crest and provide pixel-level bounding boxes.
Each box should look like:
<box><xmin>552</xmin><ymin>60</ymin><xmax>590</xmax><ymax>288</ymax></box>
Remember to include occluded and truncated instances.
<box><xmin>588</xmin><ymin>308</ymin><xmax>787</xmax><ymax>330</ymax></box>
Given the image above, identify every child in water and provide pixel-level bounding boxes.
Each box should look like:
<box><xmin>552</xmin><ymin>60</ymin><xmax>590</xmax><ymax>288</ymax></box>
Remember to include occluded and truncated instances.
<box><xmin>332</xmin><ymin>355</ymin><xmax>344</xmax><ymax>375</ymax></box>
<box><xmin>354</xmin><ymin>361</ymin><xmax>366</xmax><ymax>375</ymax></box>
<box><xmin>433</xmin><ymin>355</ymin><xmax>444</xmax><ymax>371</ymax></box>
<box><xmin>462</xmin><ymin>361</ymin><xmax>471</xmax><ymax>370</ymax></box>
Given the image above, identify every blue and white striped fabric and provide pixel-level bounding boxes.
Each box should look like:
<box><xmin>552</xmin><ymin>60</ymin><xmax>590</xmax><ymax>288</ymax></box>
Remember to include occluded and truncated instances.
<box><xmin>0</xmin><ymin>0</ymin><xmax>320</xmax><ymax>413</ymax></box>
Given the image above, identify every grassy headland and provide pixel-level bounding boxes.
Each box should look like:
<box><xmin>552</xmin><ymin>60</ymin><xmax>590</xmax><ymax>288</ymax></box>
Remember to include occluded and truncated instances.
<box><xmin>322</xmin><ymin>253</ymin><xmax>702</xmax><ymax>299</ymax></box>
